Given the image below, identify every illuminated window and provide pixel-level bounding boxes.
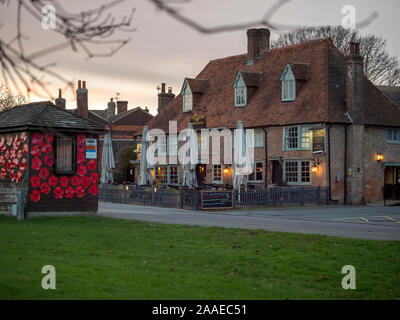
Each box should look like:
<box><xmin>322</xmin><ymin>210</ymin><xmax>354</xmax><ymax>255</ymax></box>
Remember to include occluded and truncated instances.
<box><xmin>248</xmin><ymin>162</ymin><xmax>263</xmax><ymax>182</ymax></box>
<box><xmin>213</xmin><ymin>164</ymin><xmax>222</xmax><ymax>184</ymax></box>
<box><xmin>284</xmin><ymin>126</ymin><xmax>312</xmax><ymax>150</ymax></box>
<box><xmin>155</xmin><ymin>166</ymin><xmax>179</xmax><ymax>185</ymax></box>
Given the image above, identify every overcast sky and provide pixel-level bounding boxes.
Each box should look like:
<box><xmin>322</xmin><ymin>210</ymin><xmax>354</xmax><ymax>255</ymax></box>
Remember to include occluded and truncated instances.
<box><xmin>1</xmin><ymin>0</ymin><xmax>399</xmax><ymax>114</ymax></box>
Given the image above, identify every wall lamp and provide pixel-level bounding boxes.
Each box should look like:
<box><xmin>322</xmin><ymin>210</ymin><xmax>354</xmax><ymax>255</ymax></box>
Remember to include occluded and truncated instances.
<box><xmin>376</xmin><ymin>153</ymin><xmax>384</xmax><ymax>162</ymax></box>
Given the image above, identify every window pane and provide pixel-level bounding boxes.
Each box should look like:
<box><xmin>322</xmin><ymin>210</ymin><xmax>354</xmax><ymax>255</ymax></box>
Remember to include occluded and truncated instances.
<box><xmin>285</xmin><ymin>161</ymin><xmax>298</xmax><ymax>182</ymax></box>
<box><xmin>183</xmin><ymin>93</ymin><xmax>192</xmax><ymax>112</ymax></box>
<box><xmin>56</xmin><ymin>136</ymin><xmax>73</xmax><ymax>172</ymax></box>
<box><xmin>285</xmin><ymin>127</ymin><xmax>298</xmax><ymax>149</ymax></box>
<box><xmin>301</xmin><ymin>161</ymin><xmax>310</xmax><ymax>183</ymax></box>
<box><xmin>213</xmin><ymin>165</ymin><xmax>222</xmax><ymax>182</ymax></box>
<box><xmin>156</xmin><ymin>166</ymin><xmax>167</xmax><ymax>184</ymax></box>
<box><xmin>256</xmin><ymin>162</ymin><xmax>263</xmax><ymax>181</ymax></box>
<box><xmin>254</xmin><ymin>129</ymin><xmax>264</xmax><ymax>147</ymax></box>
<box><xmin>387</xmin><ymin>129</ymin><xmax>392</xmax><ymax>141</ymax></box>
<box><xmin>169</xmin><ymin>166</ymin><xmax>178</xmax><ymax>184</ymax></box>
<box><xmin>300</xmin><ymin>127</ymin><xmax>312</xmax><ymax>149</ymax></box>
<box><xmin>235</xmin><ymin>87</ymin><xmax>246</xmax><ymax>105</ymax></box>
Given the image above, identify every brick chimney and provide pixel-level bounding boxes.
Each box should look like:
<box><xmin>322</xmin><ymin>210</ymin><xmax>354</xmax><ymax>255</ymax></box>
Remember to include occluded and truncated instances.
<box><xmin>108</xmin><ymin>98</ymin><xmax>116</xmax><ymax>119</ymax></box>
<box><xmin>247</xmin><ymin>28</ymin><xmax>270</xmax><ymax>64</ymax></box>
<box><xmin>346</xmin><ymin>42</ymin><xmax>364</xmax><ymax>124</ymax></box>
<box><xmin>117</xmin><ymin>100</ymin><xmax>128</xmax><ymax>115</ymax></box>
<box><xmin>55</xmin><ymin>88</ymin><xmax>66</xmax><ymax>109</ymax></box>
<box><xmin>158</xmin><ymin>83</ymin><xmax>175</xmax><ymax>113</ymax></box>
<box><xmin>76</xmin><ymin>80</ymin><xmax>88</xmax><ymax>118</ymax></box>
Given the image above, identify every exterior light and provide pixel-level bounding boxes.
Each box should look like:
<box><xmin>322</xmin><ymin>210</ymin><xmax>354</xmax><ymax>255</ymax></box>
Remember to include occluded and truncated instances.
<box><xmin>376</xmin><ymin>153</ymin><xmax>384</xmax><ymax>162</ymax></box>
<box><xmin>311</xmin><ymin>163</ymin><xmax>318</xmax><ymax>173</ymax></box>
<box><xmin>223</xmin><ymin>168</ymin><xmax>229</xmax><ymax>174</ymax></box>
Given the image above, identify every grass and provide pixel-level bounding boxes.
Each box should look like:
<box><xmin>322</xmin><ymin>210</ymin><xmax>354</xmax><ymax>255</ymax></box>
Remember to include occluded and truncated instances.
<box><xmin>0</xmin><ymin>215</ymin><xmax>399</xmax><ymax>299</ymax></box>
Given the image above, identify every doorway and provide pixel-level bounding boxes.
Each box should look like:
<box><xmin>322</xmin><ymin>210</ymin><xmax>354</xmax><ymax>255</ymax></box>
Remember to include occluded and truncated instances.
<box><xmin>272</xmin><ymin>160</ymin><xmax>283</xmax><ymax>186</ymax></box>
<box><xmin>196</xmin><ymin>164</ymin><xmax>207</xmax><ymax>186</ymax></box>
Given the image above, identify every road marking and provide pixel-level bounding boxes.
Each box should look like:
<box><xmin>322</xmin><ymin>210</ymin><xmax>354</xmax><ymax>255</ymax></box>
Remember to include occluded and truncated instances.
<box><xmin>385</xmin><ymin>216</ymin><xmax>396</xmax><ymax>222</ymax></box>
<box><xmin>360</xmin><ymin>217</ymin><xmax>368</xmax><ymax>223</ymax></box>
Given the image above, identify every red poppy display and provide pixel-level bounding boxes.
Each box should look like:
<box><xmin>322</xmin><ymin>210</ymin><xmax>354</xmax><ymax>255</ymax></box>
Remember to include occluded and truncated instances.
<box><xmin>71</xmin><ymin>175</ymin><xmax>80</xmax><ymax>186</ymax></box>
<box><xmin>59</xmin><ymin>176</ymin><xmax>69</xmax><ymax>187</ymax></box>
<box><xmin>65</xmin><ymin>186</ymin><xmax>75</xmax><ymax>199</ymax></box>
<box><xmin>77</xmin><ymin>144</ymin><xmax>85</xmax><ymax>154</ymax></box>
<box><xmin>41</xmin><ymin>142</ymin><xmax>52</xmax><ymax>155</ymax></box>
<box><xmin>45</xmin><ymin>132</ymin><xmax>54</xmax><ymax>143</ymax></box>
<box><xmin>0</xmin><ymin>168</ymin><xmax>6</xmax><ymax>179</ymax></box>
<box><xmin>4</xmin><ymin>150</ymin><xmax>9</xmax><ymax>159</ymax></box>
<box><xmin>0</xmin><ymin>155</ymin><xmax>4</xmax><ymax>166</ymax></box>
<box><xmin>54</xmin><ymin>187</ymin><xmax>64</xmax><ymax>199</ymax></box>
<box><xmin>30</xmin><ymin>190</ymin><xmax>41</xmax><ymax>202</ymax></box>
<box><xmin>32</xmin><ymin>156</ymin><xmax>42</xmax><ymax>170</ymax></box>
<box><xmin>81</xmin><ymin>176</ymin><xmax>90</xmax><ymax>188</ymax></box>
<box><xmin>23</xmin><ymin>143</ymin><xmax>28</xmax><ymax>154</ymax></box>
<box><xmin>77</xmin><ymin>134</ymin><xmax>86</xmax><ymax>145</ymax></box>
<box><xmin>31</xmin><ymin>145</ymin><xmax>41</xmax><ymax>157</ymax></box>
<box><xmin>40</xmin><ymin>182</ymin><xmax>50</xmax><ymax>195</ymax></box>
<box><xmin>77</xmin><ymin>153</ymin><xmax>85</xmax><ymax>164</ymax></box>
<box><xmin>30</xmin><ymin>175</ymin><xmax>40</xmax><ymax>188</ymax></box>
<box><xmin>32</xmin><ymin>133</ymin><xmax>43</xmax><ymax>145</ymax></box>
<box><xmin>10</xmin><ymin>170</ymin><xmax>15</xmax><ymax>182</ymax></box>
<box><xmin>89</xmin><ymin>184</ymin><xmax>98</xmax><ymax>196</ymax></box>
<box><xmin>90</xmin><ymin>172</ymin><xmax>99</xmax><ymax>184</ymax></box>
<box><xmin>48</xmin><ymin>175</ymin><xmax>58</xmax><ymax>187</ymax></box>
<box><xmin>44</xmin><ymin>155</ymin><xmax>54</xmax><ymax>167</ymax></box>
<box><xmin>39</xmin><ymin>167</ymin><xmax>50</xmax><ymax>180</ymax></box>
<box><xmin>10</xmin><ymin>149</ymin><xmax>16</xmax><ymax>159</ymax></box>
<box><xmin>75</xmin><ymin>185</ymin><xmax>85</xmax><ymax>198</ymax></box>
<box><xmin>77</xmin><ymin>165</ymin><xmax>87</xmax><ymax>177</ymax></box>
<box><xmin>19</xmin><ymin>159</ymin><xmax>27</xmax><ymax>172</ymax></box>
<box><xmin>87</xmin><ymin>159</ymin><xmax>97</xmax><ymax>171</ymax></box>
<box><xmin>6</xmin><ymin>160</ymin><xmax>12</xmax><ymax>171</ymax></box>
<box><xmin>16</xmin><ymin>171</ymin><xmax>23</xmax><ymax>183</ymax></box>
<box><xmin>13</xmin><ymin>136</ymin><xmax>21</xmax><ymax>148</ymax></box>
<box><xmin>12</xmin><ymin>157</ymin><xmax>19</xmax><ymax>168</ymax></box>
<box><xmin>17</xmin><ymin>149</ymin><xmax>23</xmax><ymax>159</ymax></box>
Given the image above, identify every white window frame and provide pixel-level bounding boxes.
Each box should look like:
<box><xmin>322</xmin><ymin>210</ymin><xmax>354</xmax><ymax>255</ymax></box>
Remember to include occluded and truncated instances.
<box><xmin>280</xmin><ymin>64</ymin><xmax>296</xmax><ymax>101</ymax></box>
<box><xmin>212</xmin><ymin>164</ymin><xmax>223</xmax><ymax>184</ymax></box>
<box><xmin>155</xmin><ymin>165</ymin><xmax>180</xmax><ymax>185</ymax></box>
<box><xmin>254</xmin><ymin>128</ymin><xmax>264</xmax><ymax>148</ymax></box>
<box><xmin>283</xmin><ymin>126</ymin><xmax>312</xmax><ymax>151</ymax></box>
<box><xmin>283</xmin><ymin>160</ymin><xmax>312</xmax><ymax>185</ymax></box>
<box><xmin>233</xmin><ymin>72</ymin><xmax>247</xmax><ymax>107</ymax></box>
<box><xmin>248</xmin><ymin>162</ymin><xmax>264</xmax><ymax>183</ymax></box>
<box><xmin>181</xmin><ymin>80</ymin><xmax>193</xmax><ymax>113</ymax></box>
<box><xmin>387</xmin><ymin>128</ymin><xmax>400</xmax><ymax>144</ymax></box>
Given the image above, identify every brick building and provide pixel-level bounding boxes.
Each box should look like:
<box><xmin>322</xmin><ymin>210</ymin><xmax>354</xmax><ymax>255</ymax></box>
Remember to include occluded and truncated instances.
<box><xmin>146</xmin><ymin>28</ymin><xmax>400</xmax><ymax>204</ymax></box>
<box><xmin>56</xmin><ymin>80</ymin><xmax>154</xmax><ymax>183</ymax></box>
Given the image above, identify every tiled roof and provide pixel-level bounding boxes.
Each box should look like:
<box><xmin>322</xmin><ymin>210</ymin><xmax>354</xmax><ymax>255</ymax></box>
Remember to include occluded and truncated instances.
<box><xmin>148</xmin><ymin>38</ymin><xmax>400</xmax><ymax>131</ymax></box>
<box><xmin>239</xmin><ymin>71</ymin><xmax>263</xmax><ymax>87</ymax></box>
<box><xmin>0</xmin><ymin>101</ymin><xmax>104</xmax><ymax>132</ymax></box>
<box><xmin>185</xmin><ymin>78</ymin><xmax>209</xmax><ymax>93</ymax></box>
<box><xmin>378</xmin><ymin>86</ymin><xmax>400</xmax><ymax>106</ymax></box>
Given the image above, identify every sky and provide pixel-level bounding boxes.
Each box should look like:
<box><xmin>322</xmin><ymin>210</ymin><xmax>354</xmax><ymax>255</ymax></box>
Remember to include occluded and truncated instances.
<box><xmin>0</xmin><ymin>0</ymin><xmax>399</xmax><ymax>115</ymax></box>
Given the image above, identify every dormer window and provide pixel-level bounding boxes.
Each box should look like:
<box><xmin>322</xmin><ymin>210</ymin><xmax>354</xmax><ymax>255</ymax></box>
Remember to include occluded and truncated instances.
<box><xmin>233</xmin><ymin>72</ymin><xmax>247</xmax><ymax>107</ymax></box>
<box><xmin>280</xmin><ymin>64</ymin><xmax>296</xmax><ymax>101</ymax></box>
<box><xmin>181</xmin><ymin>80</ymin><xmax>193</xmax><ymax>112</ymax></box>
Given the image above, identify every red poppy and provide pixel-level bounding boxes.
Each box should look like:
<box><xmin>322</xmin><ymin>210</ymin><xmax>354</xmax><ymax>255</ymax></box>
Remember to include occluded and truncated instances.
<box><xmin>87</xmin><ymin>159</ymin><xmax>97</xmax><ymax>171</ymax></box>
<box><xmin>0</xmin><ymin>155</ymin><xmax>4</xmax><ymax>166</ymax></box>
<box><xmin>65</xmin><ymin>186</ymin><xmax>75</xmax><ymax>199</ymax></box>
<box><xmin>81</xmin><ymin>175</ymin><xmax>90</xmax><ymax>188</ymax></box>
<box><xmin>77</xmin><ymin>134</ymin><xmax>86</xmax><ymax>145</ymax></box>
<box><xmin>88</xmin><ymin>184</ymin><xmax>98</xmax><ymax>196</ymax></box>
<box><xmin>6</xmin><ymin>136</ymin><xmax>12</xmax><ymax>146</ymax></box>
<box><xmin>10</xmin><ymin>170</ymin><xmax>15</xmax><ymax>182</ymax></box>
<box><xmin>90</xmin><ymin>172</ymin><xmax>99</xmax><ymax>184</ymax></box>
<box><xmin>23</xmin><ymin>143</ymin><xmax>28</xmax><ymax>154</ymax></box>
<box><xmin>17</xmin><ymin>149</ymin><xmax>23</xmax><ymax>159</ymax></box>
<box><xmin>30</xmin><ymin>175</ymin><xmax>40</xmax><ymax>188</ymax></box>
<box><xmin>30</xmin><ymin>190</ymin><xmax>41</xmax><ymax>203</ymax></box>
<box><xmin>54</xmin><ymin>187</ymin><xmax>64</xmax><ymax>199</ymax></box>
<box><xmin>10</xmin><ymin>149</ymin><xmax>16</xmax><ymax>159</ymax></box>
<box><xmin>40</xmin><ymin>182</ymin><xmax>50</xmax><ymax>195</ymax></box>
<box><xmin>32</xmin><ymin>156</ymin><xmax>42</xmax><ymax>170</ymax></box>
<box><xmin>77</xmin><ymin>144</ymin><xmax>85</xmax><ymax>154</ymax></box>
<box><xmin>41</xmin><ymin>142</ymin><xmax>52</xmax><ymax>155</ymax></box>
<box><xmin>0</xmin><ymin>168</ymin><xmax>6</xmax><ymax>179</ymax></box>
<box><xmin>19</xmin><ymin>159</ymin><xmax>27</xmax><ymax>172</ymax></box>
<box><xmin>31</xmin><ymin>145</ymin><xmax>41</xmax><ymax>157</ymax></box>
<box><xmin>6</xmin><ymin>160</ymin><xmax>12</xmax><ymax>171</ymax></box>
<box><xmin>20</xmin><ymin>133</ymin><xmax>27</xmax><ymax>142</ymax></box>
<box><xmin>32</xmin><ymin>133</ymin><xmax>43</xmax><ymax>145</ymax></box>
<box><xmin>48</xmin><ymin>175</ymin><xmax>58</xmax><ymax>187</ymax></box>
<box><xmin>39</xmin><ymin>167</ymin><xmax>49</xmax><ymax>180</ymax></box>
<box><xmin>16</xmin><ymin>171</ymin><xmax>23</xmax><ymax>184</ymax></box>
<box><xmin>44</xmin><ymin>155</ymin><xmax>54</xmax><ymax>167</ymax></box>
<box><xmin>77</xmin><ymin>153</ymin><xmax>85</xmax><ymax>165</ymax></box>
<box><xmin>13</xmin><ymin>136</ymin><xmax>21</xmax><ymax>148</ymax></box>
<box><xmin>45</xmin><ymin>132</ymin><xmax>54</xmax><ymax>143</ymax></box>
<box><xmin>12</xmin><ymin>157</ymin><xmax>19</xmax><ymax>168</ymax></box>
<box><xmin>59</xmin><ymin>176</ymin><xmax>69</xmax><ymax>187</ymax></box>
<box><xmin>0</xmin><ymin>138</ymin><xmax>5</xmax><ymax>151</ymax></box>
<box><xmin>71</xmin><ymin>175</ymin><xmax>80</xmax><ymax>186</ymax></box>
<box><xmin>4</xmin><ymin>150</ymin><xmax>9</xmax><ymax>159</ymax></box>
<box><xmin>75</xmin><ymin>185</ymin><xmax>85</xmax><ymax>198</ymax></box>
<box><xmin>77</xmin><ymin>165</ymin><xmax>87</xmax><ymax>177</ymax></box>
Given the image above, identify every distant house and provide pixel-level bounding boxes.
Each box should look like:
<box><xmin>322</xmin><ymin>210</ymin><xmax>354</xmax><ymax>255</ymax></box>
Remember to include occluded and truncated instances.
<box><xmin>55</xmin><ymin>81</ymin><xmax>155</xmax><ymax>183</ymax></box>
<box><xmin>0</xmin><ymin>101</ymin><xmax>104</xmax><ymax>218</ymax></box>
<box><xmin>146</xmin><ymin>28</ymin><xmax>400</xmax><ymax>204</ymax></box>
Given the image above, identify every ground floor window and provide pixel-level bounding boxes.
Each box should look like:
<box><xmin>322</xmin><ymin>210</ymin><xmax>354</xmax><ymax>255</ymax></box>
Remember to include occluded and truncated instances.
<box><xmin>212</xmin><ymin>164</ymin><xmax>223</xmax><ymax>184</ymax></box>
<box><xmin>155</xmin><ymin>166</ymin><xmax>179</xmax><ymax>185</ymax></box>
<box><xmin>248</xmin><ymin>162</ymin><xmax>263</xmax><ymax>182</ymax></box>
<box><xmin>283</xmin><ymin>160</ymin><xmax>311</xmax><ymax>185</ymax></box>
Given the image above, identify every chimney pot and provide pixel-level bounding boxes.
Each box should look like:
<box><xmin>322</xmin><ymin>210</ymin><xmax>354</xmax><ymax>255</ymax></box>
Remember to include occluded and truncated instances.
<box><xmin>83</xmin><ymin>81</ymin><xmax>86</xmax><ymax>89</ymax></box>
<box><xmin>78</xmin><ymin>80</ymin><xmax>81</xmax><ymax>89</ymax></box>
<box><xmin>247</xmin><ymin>28</ymin><xmax>270</xmax><ymax>64</ymax></box>
<box><xmin>168</xmin><ymin>87</ymin><xmax>172</xmax><ymax>94</ymax></box>
<box><xmin>76</xmin><ymin>80</ymin><xmax>88</xmax><ymax>117</ymax></box>
<box><xmin>55</xmin><ymin>88</ymin><xmax>66</xmax><ymax>109</ymax></box>
<box><xmin>161</xmin><ymin>83</ymin><xmax>166</xmax><ymax>93</ymax></box>
<box><xmin>58</xmin><ymin>88</ymin><xmax>62</xmax><ymax>98</ymax></box>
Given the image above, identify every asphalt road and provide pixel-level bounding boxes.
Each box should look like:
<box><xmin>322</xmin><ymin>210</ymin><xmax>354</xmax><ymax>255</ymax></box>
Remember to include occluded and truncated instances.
<box><xmin>98</xmin><ymin>202</ymin><xmax>400</xmax><ymax>241</ymax></box>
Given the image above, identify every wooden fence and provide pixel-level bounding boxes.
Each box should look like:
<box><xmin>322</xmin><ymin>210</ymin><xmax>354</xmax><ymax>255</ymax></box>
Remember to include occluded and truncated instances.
<box><xmin>99</xmin><ymin>185</ymin><xmax>330</xmax><ymax>210</ymax></box>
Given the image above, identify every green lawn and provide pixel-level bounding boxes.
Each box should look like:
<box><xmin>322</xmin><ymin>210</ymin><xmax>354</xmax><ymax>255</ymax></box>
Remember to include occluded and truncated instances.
<box><xmin>0</xmin><ymin>215</ymin><xmax>399</xmax><ymax>299</ymax></box>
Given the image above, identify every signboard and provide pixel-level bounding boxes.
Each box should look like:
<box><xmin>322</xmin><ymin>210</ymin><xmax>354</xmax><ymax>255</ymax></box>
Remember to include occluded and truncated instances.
<box><xmin>201</xmin><ymin>190</ymin><xmax>233</xmax><ymax>210</ymax></box>
<box><xmin>85</xmin><ymin>138</ymin><xmax>97</xmax><ymax>159</ymax></box>
<box><xmin>312</xmin><ymin>128</ymin><xmax>325</xmax><ymax>153</ymax></box>
<box><xmin>190</xmin><ymin>113</ymin><xmax>206</xmax><ymax>129</ymax></box>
